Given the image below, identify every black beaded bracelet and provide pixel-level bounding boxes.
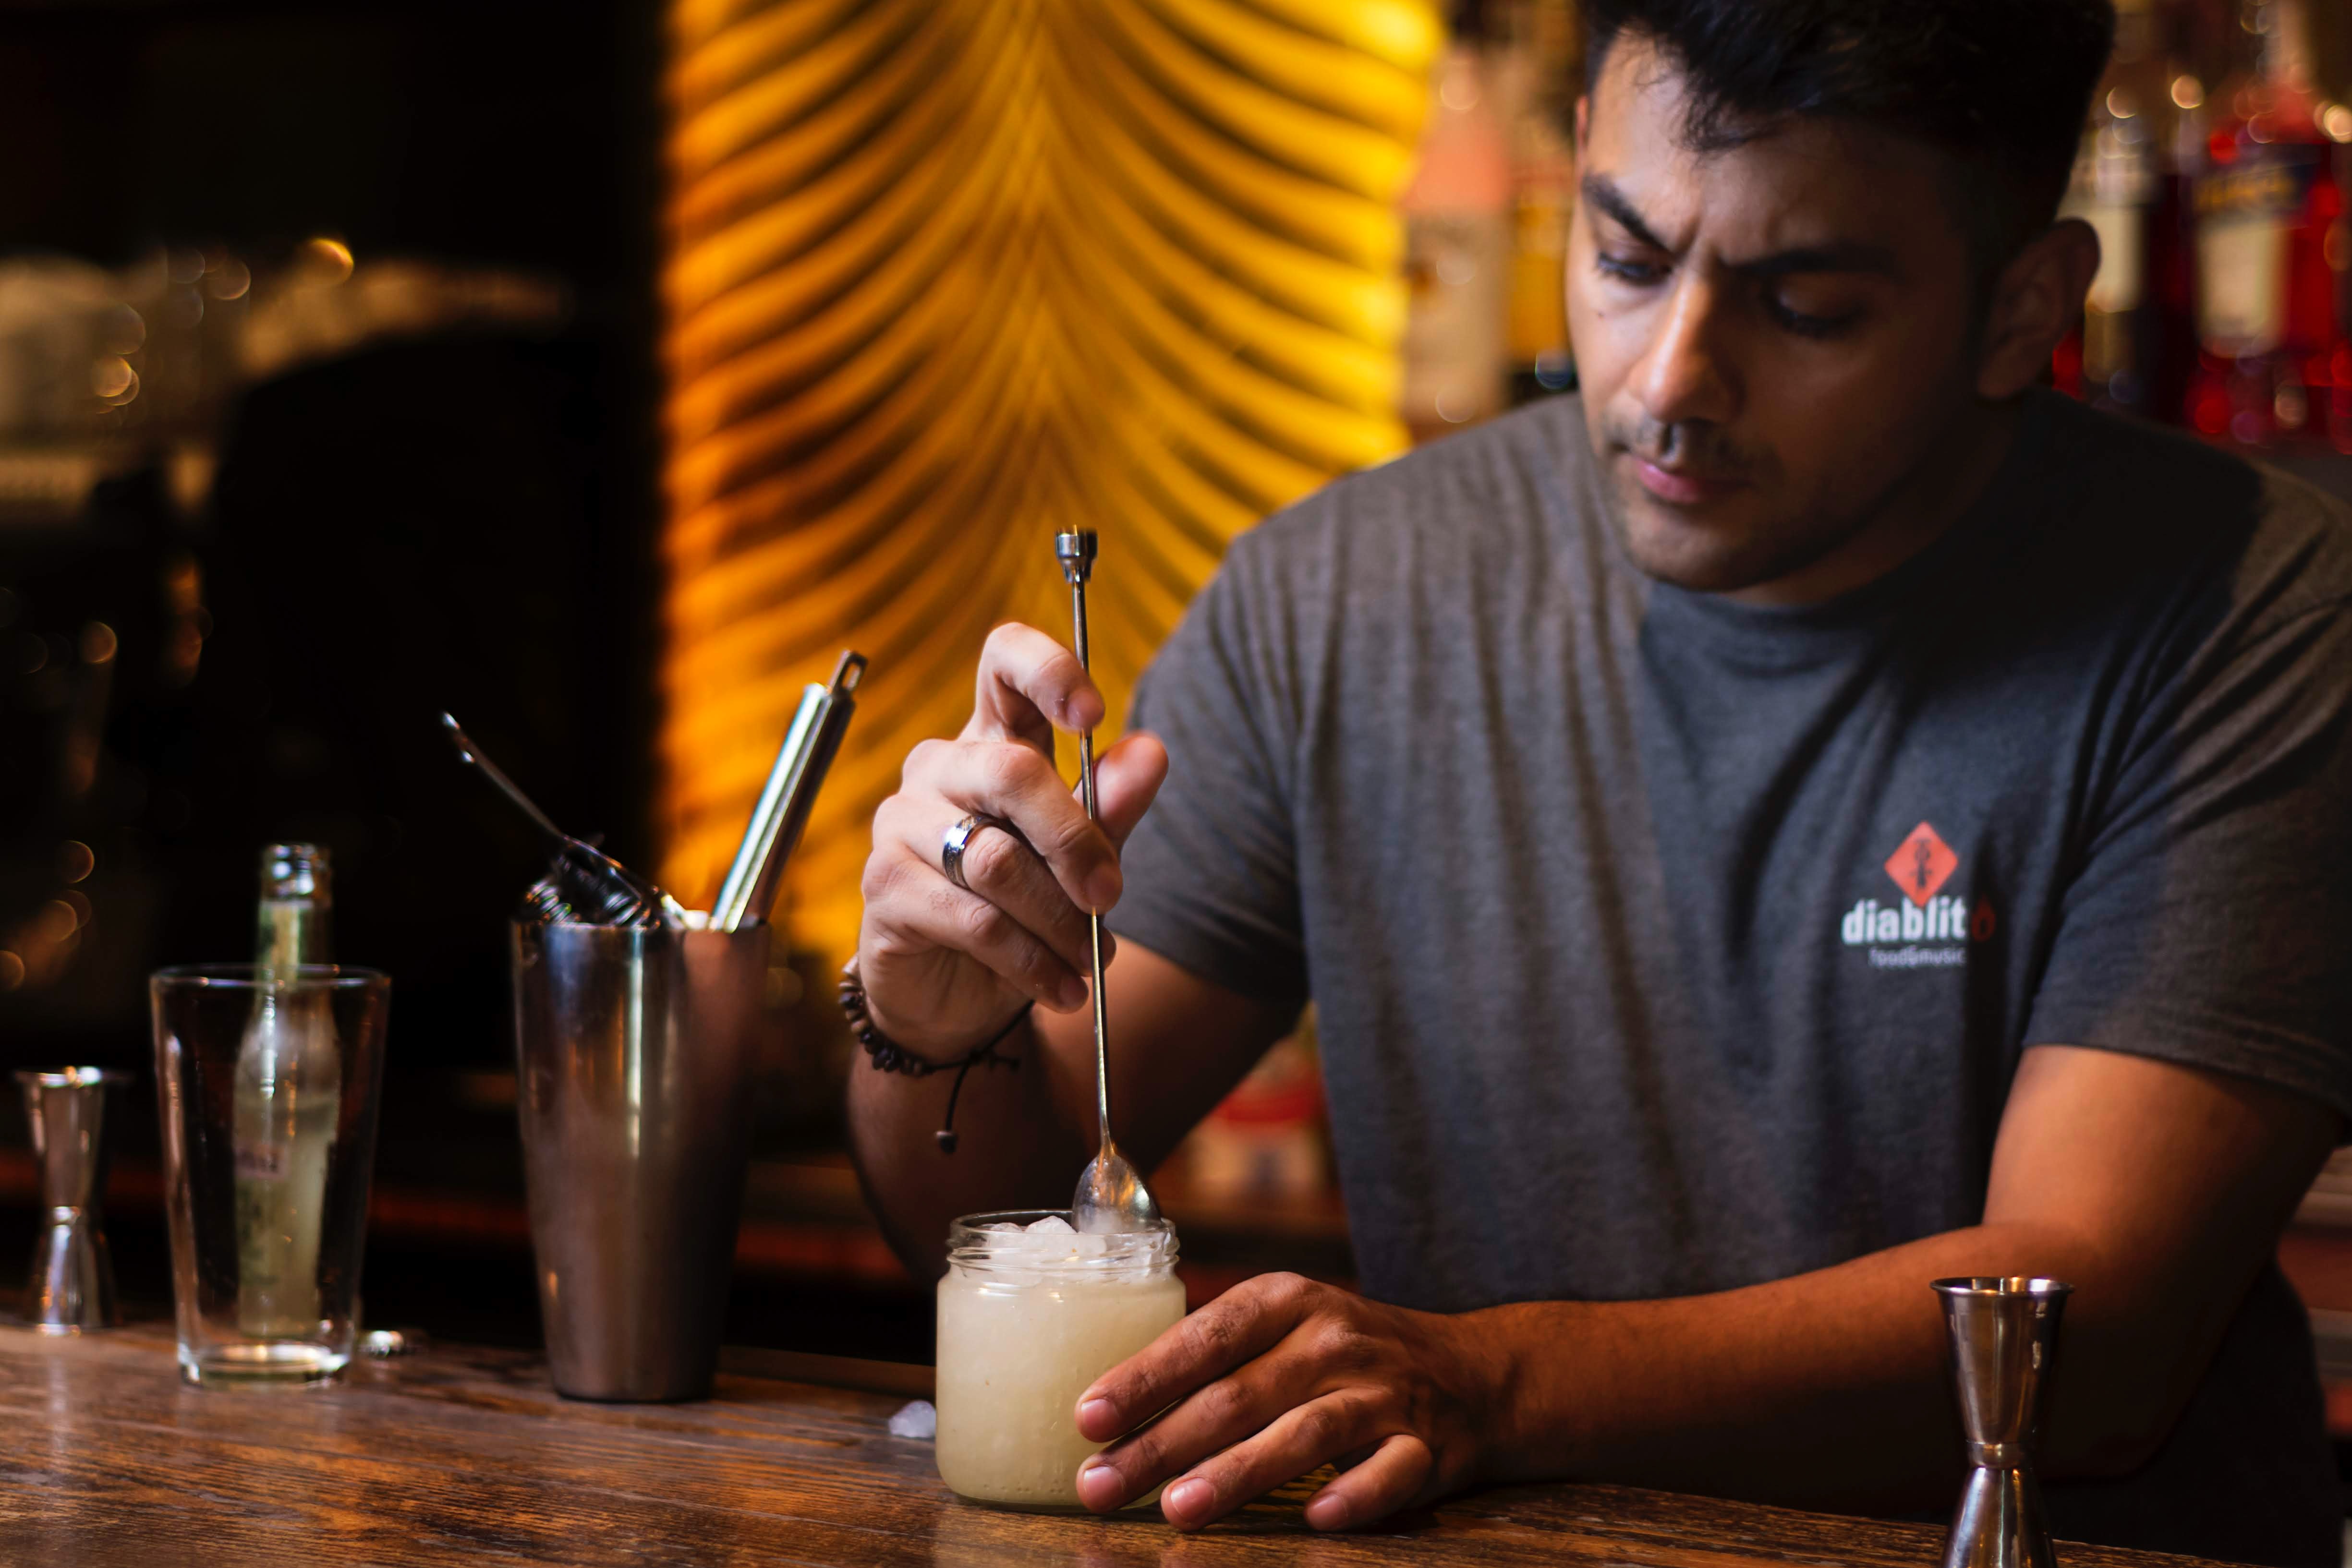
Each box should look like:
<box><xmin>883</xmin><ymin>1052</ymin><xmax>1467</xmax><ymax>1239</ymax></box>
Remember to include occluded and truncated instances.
<box><xmin>839</xmin><ymin>960</ymin><xmax>1029</xmax><ymax>1153</ymax></box>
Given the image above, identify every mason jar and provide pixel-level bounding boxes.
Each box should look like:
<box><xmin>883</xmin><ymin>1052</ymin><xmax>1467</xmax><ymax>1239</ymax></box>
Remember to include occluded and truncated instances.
<box><xmin>934</xmin><ymin>1210</ymin><xmax>1184</xmax><ymax>1508</ymax></box>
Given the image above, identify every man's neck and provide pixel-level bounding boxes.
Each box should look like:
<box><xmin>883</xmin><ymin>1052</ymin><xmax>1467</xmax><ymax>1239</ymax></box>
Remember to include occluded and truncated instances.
<box><xmin>1725</xmin><ymin>399</ymin><xmax>2024</xmax><ymax>609</ymax></box>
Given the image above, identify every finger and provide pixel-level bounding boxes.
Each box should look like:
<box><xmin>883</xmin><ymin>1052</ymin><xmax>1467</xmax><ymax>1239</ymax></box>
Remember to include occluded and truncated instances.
<box><xmin>1301</xmin><ymin>1432</ymin><xmax>1436</xmax><ymax>1532</ymax></box>
<box><xmin>1155</xmin><ymin>1390</ymin><xmax>1397</xmax><ymax>1531</ymax></box>
<box><xmin>1076</xmin><ymin>1273</ymin><xmax>1316</xmax><ymax>1442</ymax></box>
<box><xmin>969</xmin><ymin>623</ymin><xmax>1103</xmax><ymax>751</ymax></box>
<box><xmin>1074</xmin><ymin>1328</ymin><xmax>1327</xmax><ymax>1511</ymax></box>
<box><xmin>1092</xmin><ymin>732</ymin><xmax>1168</xmax><ymax>853</ymax></box>
<box><xmin>925</xmin><ymin>740</ymin><xmax>1123</xmax><ymax>913</ymax></box>
<box><xmin>863</xmin><ymin>846</ymin><xmax>1088</xmax><ymax>1012</ymax></box>
<box><xmin>878</xmin><ymin>795</ymin><xmax>1096</xmax><ymax>980</ymax></box>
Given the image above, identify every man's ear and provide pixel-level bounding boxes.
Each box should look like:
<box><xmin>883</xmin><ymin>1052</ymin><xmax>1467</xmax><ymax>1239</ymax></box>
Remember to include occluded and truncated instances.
<box><xmin>1574</xmin><ymin>93</ymin><xmax>1589</xmax><ymax>159</ymax></box>
<box><xmin>1976</xmin><ymin>217</ymin><xmax>2101</xmax><ymax>401</ymax></box>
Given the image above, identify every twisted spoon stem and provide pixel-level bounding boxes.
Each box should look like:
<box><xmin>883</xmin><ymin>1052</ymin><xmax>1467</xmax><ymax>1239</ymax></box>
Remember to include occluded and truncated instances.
<box><xmin>1065</xmin><ymin>574</ymin><xmax>1113</xmax><ymax>1153</ymax></box>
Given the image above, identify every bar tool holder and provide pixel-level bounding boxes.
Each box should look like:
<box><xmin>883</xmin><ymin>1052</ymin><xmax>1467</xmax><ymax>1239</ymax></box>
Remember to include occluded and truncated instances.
<box><xmin>18</xmin><ymin>1068</ymin><xmax>130</xmax><ymax>1333</ymax></box>
<box><xmin>1934</xmin><ymin>1276</ymin><xmax>2073</xmax><ymax>1568</ymax></box>
<box><xmin>512</xmin><ymin>920</ymin><xmax>768</xmax><ymax>1401</ymax></box>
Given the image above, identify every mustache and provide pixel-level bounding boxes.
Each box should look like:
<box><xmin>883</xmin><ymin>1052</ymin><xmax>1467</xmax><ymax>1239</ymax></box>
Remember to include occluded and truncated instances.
<box><xmin>1607</xmin><ymin>416</ymin><xmax>1762</xmax><ymax>481</ymax></box>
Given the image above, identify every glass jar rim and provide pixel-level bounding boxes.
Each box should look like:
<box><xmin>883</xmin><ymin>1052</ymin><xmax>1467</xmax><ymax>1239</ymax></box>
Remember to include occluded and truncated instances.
<box><xmin>150</xmin><ymin>963</ymin><xmax>389</xmax><ymax>992</ymax></box>
<box><xmin>947</xmin><ymin>1208</ymin><xmax>1178</xmax><ymax>1275</ymax></box>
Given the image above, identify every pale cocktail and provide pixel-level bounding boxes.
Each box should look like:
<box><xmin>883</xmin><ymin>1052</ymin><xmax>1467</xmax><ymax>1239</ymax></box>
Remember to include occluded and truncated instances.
<box><xmin>934</xmin><ymin>1211</ymin><xmax>1184</xmax><ymax>1508</ymax></box>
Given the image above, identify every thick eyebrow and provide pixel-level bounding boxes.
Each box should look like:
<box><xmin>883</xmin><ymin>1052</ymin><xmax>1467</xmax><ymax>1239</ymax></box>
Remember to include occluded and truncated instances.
<box><xmin>1734</xmin><ymin>242</ymin><xmax>1900</xmax><ymax>280</ymax></box>
<box><xmin>1579</xmin><ymin>172</ymin><xmax>1900</xmax><ymax>279</ymax></box>
<box><xmin>1581</xmin><ymin>174</ymin><xmax>1668</xmax><ymax>253</ymax></box>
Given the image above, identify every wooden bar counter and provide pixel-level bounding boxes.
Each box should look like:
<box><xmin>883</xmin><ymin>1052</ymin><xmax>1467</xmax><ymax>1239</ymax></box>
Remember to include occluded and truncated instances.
<box><xmin>0</xmin><ymin>1323</ymin><xmax>2213</xmax><ymax>1568</ymax></box>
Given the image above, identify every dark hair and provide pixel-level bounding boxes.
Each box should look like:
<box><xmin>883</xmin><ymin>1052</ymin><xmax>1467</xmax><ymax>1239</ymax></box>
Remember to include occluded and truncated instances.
<box><xmin>1583</xmin><ymin>0</ymin><xmax>2116</xmax><ymax>271</ymax></box>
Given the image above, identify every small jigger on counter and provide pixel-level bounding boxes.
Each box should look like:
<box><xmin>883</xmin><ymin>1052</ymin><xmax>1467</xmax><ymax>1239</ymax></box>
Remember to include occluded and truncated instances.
<box><xmin>17</xmin><ymin>1068</ymin><xmax>130</xmax><ymax>1333</ymax></box>
<box><xmin>1935</xmin><ymin>1276</ymin><xmax>2073</xmax><ymax>1568</ymax></box>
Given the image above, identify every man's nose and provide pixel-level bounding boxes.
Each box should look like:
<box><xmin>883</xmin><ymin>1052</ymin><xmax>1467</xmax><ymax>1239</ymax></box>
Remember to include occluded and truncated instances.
<box><xmin>1630</xmin><ymin>276</ymin><xmax>1737</xmax><ymax>428</ymax></box>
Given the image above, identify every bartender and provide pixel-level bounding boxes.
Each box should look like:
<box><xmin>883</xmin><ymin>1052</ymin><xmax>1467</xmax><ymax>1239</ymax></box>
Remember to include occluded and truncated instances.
<box><xmin>846</xmin><ymin>1</ymin><xmax>2352</xmax><ymax>1563</ymax></box>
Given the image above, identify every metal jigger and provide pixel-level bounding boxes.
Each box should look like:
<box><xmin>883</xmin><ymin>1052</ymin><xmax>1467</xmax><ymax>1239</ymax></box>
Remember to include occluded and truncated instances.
<box><xmin>17</xmin><ymin>1068</ymin><xmax>130</xmax><ymax>1333</ymax></box>
<box><xmin>1934</xmin><ymin>1277</ymin><xmax>2073</xmax><ymax>1568</ymax></box>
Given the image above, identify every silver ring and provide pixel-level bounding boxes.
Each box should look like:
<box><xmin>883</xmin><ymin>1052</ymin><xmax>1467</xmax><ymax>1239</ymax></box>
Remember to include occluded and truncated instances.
<box><xmin>941</xmin><ymin>812</ymin><xmax>1014</xmax><ymax>893</ymax></box>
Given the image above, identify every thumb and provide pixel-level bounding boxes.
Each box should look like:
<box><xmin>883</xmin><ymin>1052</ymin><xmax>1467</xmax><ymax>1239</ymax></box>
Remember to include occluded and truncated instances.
<box><xmin>1091</xmin><ymin>731</ymin><xmax>1168</xmax><ymax>853</ymax></box>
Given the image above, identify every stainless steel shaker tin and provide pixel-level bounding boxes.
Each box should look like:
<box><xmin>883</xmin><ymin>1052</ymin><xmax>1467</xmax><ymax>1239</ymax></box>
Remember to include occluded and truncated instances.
<box><xmin>511</xmin><ymin>919</ymin><xmax>769</xmax><ymax>1401</ymax></box>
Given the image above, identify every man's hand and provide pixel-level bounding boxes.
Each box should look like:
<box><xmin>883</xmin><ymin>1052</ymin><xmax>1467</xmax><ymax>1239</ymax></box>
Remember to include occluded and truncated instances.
<box><xmin>1071</xmin><ymin>1273</ymin><xmax>1505</xmax><ymax>1532</ymax></box>
<box><xmin>845</xmin><ymin>626</ymin><xmax>1294</xmax><ymax>1286</ymax></box>
<box><xmin>858</xmin><ymin>622</ymin><xmax>1168</xmax><ymax>1060</ymax></box>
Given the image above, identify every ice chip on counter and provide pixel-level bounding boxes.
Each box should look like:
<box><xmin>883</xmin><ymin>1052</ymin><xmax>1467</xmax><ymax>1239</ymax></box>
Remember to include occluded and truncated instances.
<box><xmin>888</xmin><ymin>1399</ymin><xmax>936</xmax><ymax>1440</ymax></box>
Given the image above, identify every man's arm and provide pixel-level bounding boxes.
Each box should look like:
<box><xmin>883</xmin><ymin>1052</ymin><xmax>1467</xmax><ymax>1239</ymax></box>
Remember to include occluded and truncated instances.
<box><xmin>1072</xmin><ymin>1044</ymin><xmax>2338</xmax><ymax>1529</ymax></box>
<box><xmin>848</xmin><ymin>942</ymin><xmax>1293</xmax><ymax>1279</ymax></box>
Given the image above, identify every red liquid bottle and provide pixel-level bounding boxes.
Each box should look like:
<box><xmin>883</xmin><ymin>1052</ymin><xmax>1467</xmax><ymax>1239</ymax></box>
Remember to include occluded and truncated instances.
<box><xmin>2183</xmin><ymin>0</ymin><xmax>2348</xmax><ymax>451</ymax></box>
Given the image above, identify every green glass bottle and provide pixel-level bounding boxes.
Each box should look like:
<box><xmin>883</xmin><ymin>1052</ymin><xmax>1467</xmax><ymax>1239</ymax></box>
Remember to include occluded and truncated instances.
<box><xmin>232</xmin><ymin>844</ymin><xmax>341</xmax><ymax>1340</ymax></box>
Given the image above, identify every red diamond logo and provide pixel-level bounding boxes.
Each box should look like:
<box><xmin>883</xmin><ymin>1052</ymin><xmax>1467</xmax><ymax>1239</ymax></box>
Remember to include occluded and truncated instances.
<box><xmin>1885</xmin><ymin>822</ymin><xmax>1957</xmax><ymax>909</ymax></box>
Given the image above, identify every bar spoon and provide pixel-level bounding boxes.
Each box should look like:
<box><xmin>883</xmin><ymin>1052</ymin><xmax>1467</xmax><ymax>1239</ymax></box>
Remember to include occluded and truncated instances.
<box><xmin>1055</xmin><ymin>531</ymin><xmax>1160</xmax><ymax>1235</ymax></box>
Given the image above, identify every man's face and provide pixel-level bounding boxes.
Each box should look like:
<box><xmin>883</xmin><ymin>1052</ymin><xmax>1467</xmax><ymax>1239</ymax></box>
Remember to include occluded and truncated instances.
<box><xmin>1567</xmin><ymin>37</ymin><xmax>1988</xmax><ymax>601</ymax></box>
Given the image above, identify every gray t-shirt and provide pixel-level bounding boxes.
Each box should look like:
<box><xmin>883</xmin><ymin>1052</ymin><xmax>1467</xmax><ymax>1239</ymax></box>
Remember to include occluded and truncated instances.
<box><xmin>1110</xmin><ymin>389</ymin><xmax>2352</xmax><ymax>1567</ymax></box>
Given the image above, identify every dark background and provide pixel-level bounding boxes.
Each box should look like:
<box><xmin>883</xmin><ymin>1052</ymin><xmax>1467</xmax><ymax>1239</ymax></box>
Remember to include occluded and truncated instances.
<box><xmin>0</xmin><ymin>0</ymin><xmax>650</xmax><ymax>286</ymax></box>
<box><xmin>0</xmin><ymin>0</ymin><xmax>748</xmax><ymax>1350</ymax></box>
<box><xmin>0</xmin><ymin>0</ymin><xmax>662</xmax><ymax>1070</ymax></box>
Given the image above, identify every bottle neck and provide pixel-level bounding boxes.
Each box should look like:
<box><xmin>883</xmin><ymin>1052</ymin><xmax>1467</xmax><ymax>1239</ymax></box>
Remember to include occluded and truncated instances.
<box><xmin>255</xmin><ymin>900</ymin><xmax>327</xmax><ymax>978</ymax></box>
<box><xmin>255</xmin><ymin>844</ymin><xmax>332</xmax><ymax>980</ymax></box>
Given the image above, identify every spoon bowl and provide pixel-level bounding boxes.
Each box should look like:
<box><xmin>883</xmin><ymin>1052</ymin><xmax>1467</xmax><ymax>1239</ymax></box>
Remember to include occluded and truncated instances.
<box><xmin>1072</xmin><ymin>1142</ymin><xmax>1160</xmax><ymax>1234</ymax></box>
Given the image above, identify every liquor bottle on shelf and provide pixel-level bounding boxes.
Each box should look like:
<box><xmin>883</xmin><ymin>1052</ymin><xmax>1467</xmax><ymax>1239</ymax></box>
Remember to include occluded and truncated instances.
<box><xmin>2064</xmin><ymin>0</ymin><xmax>2170</xmax><ymax>414</ymax></box>
<box><xmin>232</xmin><ymin>842</ymin><xmax>341</xmax><ymax>1339</ymax></box>
<box><xmin>1401</xmin><ymin>39</ymin><xmax>1513</xmax><ymax>438</ymax></box>
<box><xmin>2182</xmin><ymin>0</ymin><xmax>2347</xmax><ymax>450</ymax></box>
<box><xmin>2146</xmin><ymin>64</ymin><xmax>2211</xmax><ymax>429</ymax></box>
<box><xmin>1177</xmin><ymin>1017</ymin><xmax>1329</xmax><ymax>1202</ymax></box>
<box><xmin>2075</xmin><ymin>94</ymin><xmax>2163</xmax><ymax>413</ymax></box>
<box><xmin>1491</xmin><ymin>0</ymin><xmax>1580</xmax><ymax>404</ymax></box>
<box><xmin>2056</xmin><ymin>0</ymin><xmax>2200</xmax><ymax>417</ymax></box>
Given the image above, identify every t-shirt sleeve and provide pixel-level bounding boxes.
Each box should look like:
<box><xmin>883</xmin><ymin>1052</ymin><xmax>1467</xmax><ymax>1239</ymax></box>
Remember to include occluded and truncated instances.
<box><xmin>2023</xmin><ymin>587</ymin><xmax>2352</xmax><ymax>1126</ymax></box>
<box><xmin>1106</xmin><ymin>531</ymin><xmax>1309</xmax><ymax>1014</ymax></box>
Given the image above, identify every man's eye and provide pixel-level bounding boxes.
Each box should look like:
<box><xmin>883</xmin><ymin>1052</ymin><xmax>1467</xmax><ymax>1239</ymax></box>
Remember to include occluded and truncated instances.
<box><xmin>1766</xmin><ymin>295</ymin><xmax>1861</xmax><ymax>339</ymax></box>
<box><xmin>1596</xmin><ymin>253</ymin><xmax>1665</xmax><ymax>286</ymax></box>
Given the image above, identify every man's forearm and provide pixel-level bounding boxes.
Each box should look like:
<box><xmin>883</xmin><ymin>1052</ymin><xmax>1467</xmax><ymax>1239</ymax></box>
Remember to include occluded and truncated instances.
<box><xmin>1444</xmin><ymin>1047</ymin><xmax>2342</xmax><ymax>1518</ymax></box>
<box><xmin>1477</xmin><ymin>1219</ymin><xmax>2177</xmax><ymax>1514</ymax></box>
<box><xmin>1073</xmin><ymin>1049</ymin><xmax>2332</xmax><ymax>1533</ymax></box>
<box><xmin>846</xmin><ymin>1012</ymin><xmax>1094</xmax><ymax>1280</ymax></box>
